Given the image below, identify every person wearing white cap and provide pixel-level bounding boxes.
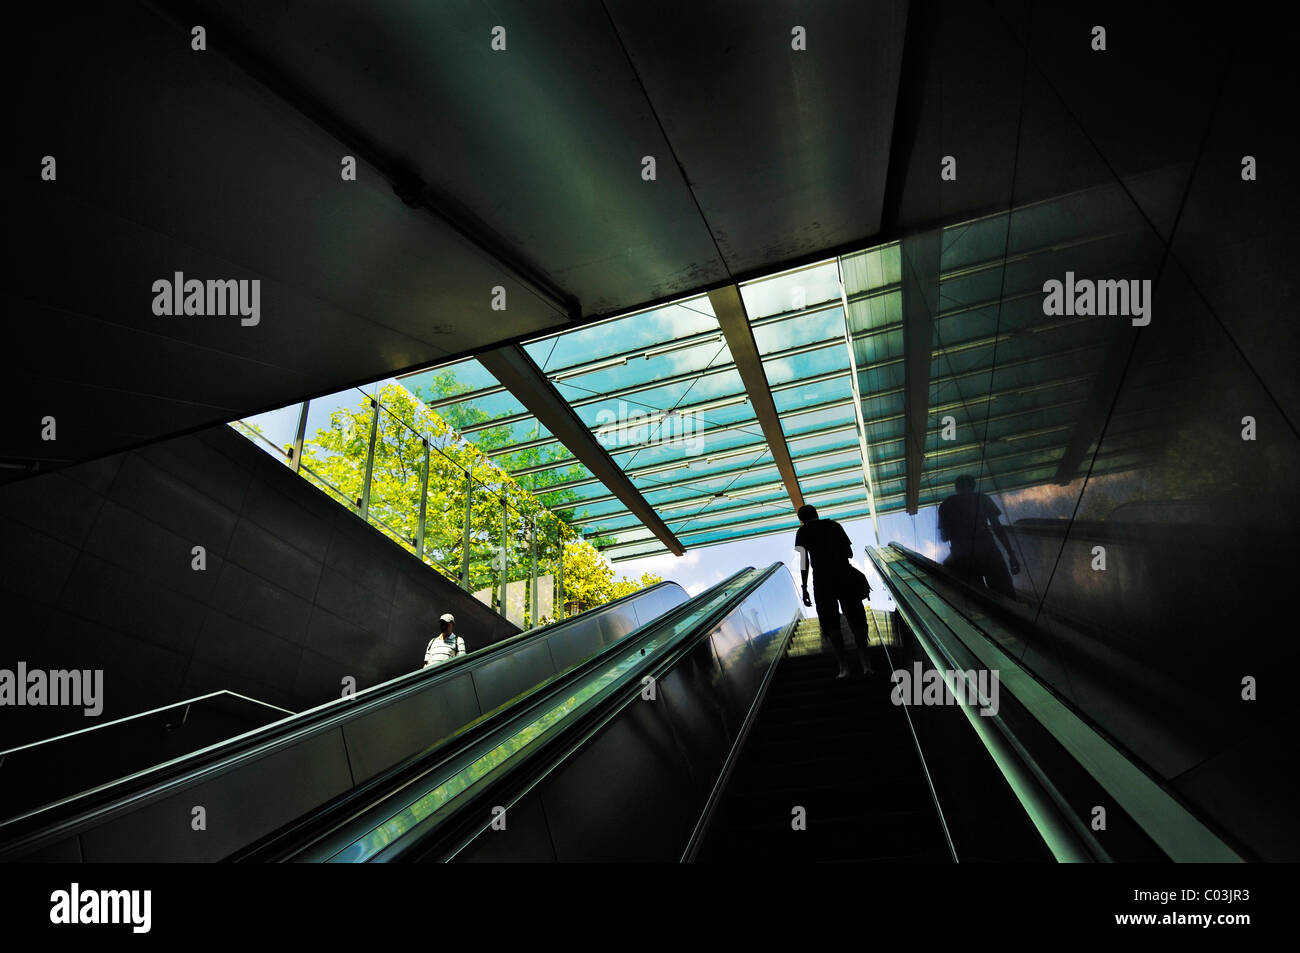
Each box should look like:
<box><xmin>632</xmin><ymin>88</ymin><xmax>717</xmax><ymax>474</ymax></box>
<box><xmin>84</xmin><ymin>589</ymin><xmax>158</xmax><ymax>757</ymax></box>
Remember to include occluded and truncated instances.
<box><xmin>423</xmin><ymin>612</ymin><xmax>466</xmax><ymax>668</ymax></box>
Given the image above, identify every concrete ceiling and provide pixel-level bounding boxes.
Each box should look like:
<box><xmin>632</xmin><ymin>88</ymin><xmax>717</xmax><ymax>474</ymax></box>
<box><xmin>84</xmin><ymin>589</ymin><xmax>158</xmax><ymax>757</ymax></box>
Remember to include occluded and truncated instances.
<box><xmin>10</xmin><ymin>1</ymin><xmax>1264</xmax><ymax>482</ymax></box>
<box><xmin>4</xmin><ymin>0</ymin><xmax>910</xmax><ymax>478</ymax></box>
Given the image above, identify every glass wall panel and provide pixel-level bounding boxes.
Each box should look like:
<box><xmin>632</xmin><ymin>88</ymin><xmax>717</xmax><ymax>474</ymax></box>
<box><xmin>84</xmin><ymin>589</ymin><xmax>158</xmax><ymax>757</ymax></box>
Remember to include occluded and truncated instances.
<box><xmin>298</xmin><ymin>387</ymin><xmax>374</xmax><ymax>512</ymax></box>
<box><xmin>466</xmin><ymin>475</ymin><xmax>507</xmax><ymax>612</ymax></box>
<box><xmin>230</xmin><ymin>402</ymin><xmax>303</xmax><ymax>464</ymax></box>
<box><xmin>364</xmin><ymin>401</ymin><xmax>424</xmax><ymax>557</ymax></box>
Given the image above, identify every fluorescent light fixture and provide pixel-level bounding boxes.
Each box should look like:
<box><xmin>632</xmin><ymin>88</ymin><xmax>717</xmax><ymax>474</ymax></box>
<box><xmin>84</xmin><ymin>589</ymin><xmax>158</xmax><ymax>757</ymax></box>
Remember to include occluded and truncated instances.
<box><xmin>643</xmin><ymin>335</ymin><xmax>723</xmax><ymax>359</ymax></box>
<box><xmin>705</xmin><ymin>445</ymin><xmax>768</xmax><ymax>465</ymax></box>
<box><xmin>553</xmin><ymin>356</ymin><xmax>628</xmax><ymax>381</ymax></box>
<box><xmin>689</xmin><ymin>394</ymin><xmax>749</xmax><ymax>414</ymax></box>
<box><xmin>727</xmin><ymin>482</ymin><xmax>783</xmax><ymax>498</ymax></box>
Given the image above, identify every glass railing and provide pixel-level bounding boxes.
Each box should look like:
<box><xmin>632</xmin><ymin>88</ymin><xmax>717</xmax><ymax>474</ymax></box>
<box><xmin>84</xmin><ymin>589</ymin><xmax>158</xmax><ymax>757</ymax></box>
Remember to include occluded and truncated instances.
<box><xmin>231</xmin><ymin>381</ymin><xmax>577</xmax><ymax>628</ymax></box>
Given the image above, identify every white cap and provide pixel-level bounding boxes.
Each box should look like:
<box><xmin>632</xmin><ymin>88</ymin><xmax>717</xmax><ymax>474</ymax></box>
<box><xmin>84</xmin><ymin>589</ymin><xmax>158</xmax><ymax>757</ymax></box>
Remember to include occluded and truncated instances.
<box><xmin>439</xmin><ymin>613</ymin><xmax>455</xmax><ymax>624</ymax></box>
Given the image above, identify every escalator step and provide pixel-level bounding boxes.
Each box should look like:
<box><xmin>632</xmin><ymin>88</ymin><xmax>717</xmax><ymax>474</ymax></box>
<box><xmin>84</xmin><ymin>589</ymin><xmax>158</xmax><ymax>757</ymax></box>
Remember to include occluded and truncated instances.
<box><xmin>697</xmin><ymin>649</ymin><xmax>950</xmax><ymax>863</ymax></box>
<box><xmin>731</xmin><ymin>743</ymin><xmax>921</xmax><ymax>788</ymax></box>
<box><xmin>708</xmin><ymin>809</ymin><xmax>950</xmax><ymax>861</ymax></box>
<box><xmin>749</xmin><ymin>713</ymin><xmax>897</xmax><ymax>742</ymax></box>
<box><xmin>756</xmin><ymin>692</ymin><xmax>898</xmax><ymax>716</ymax></box>
<box><xmin>742</xmin><ymin>727</ymin><xmax>912</xmax><ymax>762</ymax></box>
<box><xmin>724</xmin><ymin>758</ymin><xmax>926</xmax><ymax>798</ymax></box>
<box><xmin>760</xmin><ymin>689</ymin><xmax>896</xmax><ymax>714</ymax></box>
<box><xmin>718</xmin><ymin>775</ymin><xmax>935</xmax><ymax>827</ymax></box>
<box><xmin>829</xmin><ymin>852</ymin><xmax>953</xmax><ymax>863</ymax></box>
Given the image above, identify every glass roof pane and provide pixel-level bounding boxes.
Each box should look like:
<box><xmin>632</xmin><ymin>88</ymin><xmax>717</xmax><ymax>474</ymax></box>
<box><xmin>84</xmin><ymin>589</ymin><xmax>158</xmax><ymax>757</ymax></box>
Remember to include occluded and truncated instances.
<box><xmin>404</xmin><ymin>360</ymin><xmax>534</xmax><ymax>437</ymax></box>
<box><xmin>740</xmin><ymin>260</ymin><xmax>842</xmax><ymax>320</ymax></box>
<box><xmin>752</xmin><ymin>306</ymin><xmax>846</xmax><ymax>354</ymax></box>
<box><xmin>794</xmin><ymin>448</ymin><xmax>864</xmax><ymax>478</ymax></box>
<box><xmin>523</xmin><ymin>296</ymin><xmax>718</xmax><ymax>374</ymax></box>
<box><xmin>546</xmin><ymin>336</ymin><xmax>733</xmax><ymax>400</ymax></box>
<box><xmin>558</xmin><ymin>367</ymin><xmax>746</xmax><ymax>414</ymax></box>
<box><xmin>642</xmin><ymin>464</ymin><xmax>783</xmax><ymax>501</ymax></box>
<box><xmin>762</xmin><ymin>340</ymin><xmax>848</xmax><ymax>388</ymax></box>
<box><xmin>403</xmin><ymin>359</ymin><xmax>498</xmax><ymax>400</ymax></box>
<box><xmin>772</xmin><ymin>372</ymin><xmax>852</xmax><ymax>412</ymax></box>
<box><xmin>386</xmin><ymin>205</ymin><xmax>1175</xmax><ymax>564</ymax></box>
<box><xmin>841</xmin><ymin>242</ymin><xmax>901</xmax><ymax>293</ymax></box>
<box><xmin>781</xmin><ymin>402</ymin><xmax>856</xmax><ymax>438</ymax></box>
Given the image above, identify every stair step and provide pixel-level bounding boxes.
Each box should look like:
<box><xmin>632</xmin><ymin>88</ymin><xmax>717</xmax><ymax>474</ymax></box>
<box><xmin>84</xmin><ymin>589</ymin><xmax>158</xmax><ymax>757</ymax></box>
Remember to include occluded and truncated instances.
<box><xmin>708</xmin><ymin>809</ymin><xmax>951</xmax><ymax>862</ymax></box>
<box><xmin>732</xmin><ymin>743</ymin><xmax>921</xmax><ymax>788</ymax></box>
<box><xmin>698</xmin><ymin>648</ymin><xmax>951</xmax><ymax>863</ymax></box>
<box><xmin>750</xmin><ymin>713</ymin><xmax>907</xmax><ymax>743</ymax></box>
<box><xmin>718</xmin><ymin>775</ymin><xmax>935</xmax><ymax>827</ymax></box>
<box><xmin>744</xmin><ymin>726</ymin><xmax>912</xmax><ymax>761</ymax></box>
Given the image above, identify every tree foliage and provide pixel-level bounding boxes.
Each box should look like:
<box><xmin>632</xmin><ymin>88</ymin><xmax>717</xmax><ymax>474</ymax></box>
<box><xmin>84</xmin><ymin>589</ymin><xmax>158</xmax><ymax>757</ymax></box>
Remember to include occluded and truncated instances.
<box><xmin>560</xmin><ymin>541</ymin><xmax>664</xmax><ymax>613</ymax></box>
<box><xmin>247</xmin><ymin>379</ymin><xmax>661</xmax><ymax>626</ymax></box>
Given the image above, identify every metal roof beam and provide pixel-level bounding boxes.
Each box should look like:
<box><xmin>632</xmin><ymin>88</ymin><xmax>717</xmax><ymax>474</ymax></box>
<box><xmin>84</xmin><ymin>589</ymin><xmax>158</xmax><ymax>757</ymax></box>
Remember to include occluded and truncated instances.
<box><xmin>476</xmin><ymin>344</ymin><xmax>685</xmax><ymax>556</ymax></box>
<box><xmin>711</xmin><ymin>285</ymin><xmax>804</xmax><ymax>509</ymax></box>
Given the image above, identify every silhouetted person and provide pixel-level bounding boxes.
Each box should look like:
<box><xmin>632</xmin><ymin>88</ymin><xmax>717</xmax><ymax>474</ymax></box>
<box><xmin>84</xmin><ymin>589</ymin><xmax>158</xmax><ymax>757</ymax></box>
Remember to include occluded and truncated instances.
<box><xmin>423</xmin><ymin>613</ymin><xmax>465</xmax><ymax>668</ymax></box>
<box><xmin>794</xmin><ymin>504</ymin><xmax>875</xmax><ymax>679</ymax></box>
<box><xmin>937</xmin><ymin>475</ymin><xmax>1019</xmax><ymax>598</ymax></box>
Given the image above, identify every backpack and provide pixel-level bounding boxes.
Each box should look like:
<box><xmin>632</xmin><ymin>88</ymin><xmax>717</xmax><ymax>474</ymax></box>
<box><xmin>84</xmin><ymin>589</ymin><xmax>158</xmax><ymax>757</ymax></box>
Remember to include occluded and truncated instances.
<box><xmin>846</xmin><ymin>565</ymin><xmax>871</xmax><ymax>600</ymax></box>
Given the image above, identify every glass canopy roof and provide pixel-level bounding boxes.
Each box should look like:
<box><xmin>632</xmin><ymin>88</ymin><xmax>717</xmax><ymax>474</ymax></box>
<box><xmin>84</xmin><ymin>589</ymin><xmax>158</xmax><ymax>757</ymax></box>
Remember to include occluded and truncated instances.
<box><xmin>400</xmin><ymin>178</ymin><xmax>1175</xmax><ymax>562</ymax></box>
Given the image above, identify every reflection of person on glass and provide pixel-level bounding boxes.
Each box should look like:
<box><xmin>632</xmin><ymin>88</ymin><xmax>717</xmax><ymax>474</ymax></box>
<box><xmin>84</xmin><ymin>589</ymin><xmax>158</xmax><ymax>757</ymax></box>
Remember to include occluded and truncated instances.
<box><xmin>937</xmin><ymin>475</ymin><xmax>1019</xmax><ymax>598</ymax></box>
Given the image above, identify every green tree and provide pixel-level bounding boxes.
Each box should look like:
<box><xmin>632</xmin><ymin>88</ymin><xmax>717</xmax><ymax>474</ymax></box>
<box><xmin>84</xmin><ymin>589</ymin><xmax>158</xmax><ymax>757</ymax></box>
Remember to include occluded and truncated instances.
<box><xmin>610</xmin><ymin>571</ymin><xmax>666</xmax><ymax>601</ymax></box>
<box><xmin>560</xmin><ymin>540</ymin><xmax>664</xmax><ymax>613</ymax></box>
<box><xmin>285</xmin><ymin>381</ymin><xmax>658</xmax><ymax>625</ymax></box>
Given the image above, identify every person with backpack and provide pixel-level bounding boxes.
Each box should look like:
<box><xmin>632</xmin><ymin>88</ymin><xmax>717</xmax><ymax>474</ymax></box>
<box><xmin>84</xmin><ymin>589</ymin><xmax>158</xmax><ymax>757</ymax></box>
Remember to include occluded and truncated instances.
<box><xmin>423</xmin><ymin>612</ymin><xmax>466</xmax><ymax>668</ymax></box>
<box><xmin>794</xmin><ymin>504</ymin><xmax>875</xmax><ymax>679</ymax></box>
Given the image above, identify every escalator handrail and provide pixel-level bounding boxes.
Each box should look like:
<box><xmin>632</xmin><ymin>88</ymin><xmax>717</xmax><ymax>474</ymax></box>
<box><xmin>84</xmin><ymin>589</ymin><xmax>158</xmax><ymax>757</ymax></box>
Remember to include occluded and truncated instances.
<box><xmin>868</xmin><ymin>544</ymin><xmax>1246</xmax><ymax>862</ymax></box>
<box><xmin>285</xmin><ymin>563</ymin><xmax>794</xmax><ymax>863</ymax></box>
<box><xmin>0</xmin><ymin>690</ymin><xmax>293</xmax><ymax>760</ymax></box>
<box><xmin>679</xmin><ymin>587</ymin><xmax>803</xmax><ymax>862</ymax></box>
<box><xmin>886</xmin><ymin>541</ymin><xmax>1217</xmax><ymax>728</ymax></box>
<box><xmin>230</xmin><ymin>566</ymin><xmax>770</xmax><ymax>862</ymax></box>
<box><xmin>0</xmin><ymin>579</ymin><xmax>691</xmax><ymax>849</ymax></box>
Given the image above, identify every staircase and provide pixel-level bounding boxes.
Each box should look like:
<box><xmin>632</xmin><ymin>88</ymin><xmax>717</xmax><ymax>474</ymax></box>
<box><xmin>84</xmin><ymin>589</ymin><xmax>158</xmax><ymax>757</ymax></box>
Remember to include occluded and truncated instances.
<box><xmin>697</xmin><ymin>615</ymin><xmax>953</xmax><ymax>862</ymax></box>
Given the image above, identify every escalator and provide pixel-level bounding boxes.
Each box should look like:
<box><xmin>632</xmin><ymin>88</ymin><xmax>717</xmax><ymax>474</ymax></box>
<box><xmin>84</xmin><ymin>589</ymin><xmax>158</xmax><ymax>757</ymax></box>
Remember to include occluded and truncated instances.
<box><xmin>5</xmin><ymin>550</ymin><xmax>1255</xmax><ymax>863</ymax></box>
<box><xmin>237</xmin><ymin>564</ymin><xmax>790</xmax><ymax>861</ymax></box>
<box><xmin>0</xmin><ymin>577</ymin><xmax>706</xmax><ymax>862</ymax></box>
<box><xmin>236</xmin><ymin>553</ymin><xmax>1250</xmax><ymax>863</ymax></box>
<box><xmin>694</xmin><ymin>643</ymin><xmax>952</xmax><ymax>862</ymax></box>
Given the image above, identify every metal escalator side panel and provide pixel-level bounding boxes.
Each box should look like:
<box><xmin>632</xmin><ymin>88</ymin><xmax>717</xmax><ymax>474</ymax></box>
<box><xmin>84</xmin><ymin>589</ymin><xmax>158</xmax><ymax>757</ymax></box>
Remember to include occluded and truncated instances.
<box><xmin>468</xmin><ymin>569</ymin><xmax>801</xmax><ymax>863</ymax></box>
<box><xmin>228</xmin><ymin>568</ymin><xmax>762</xmax><ymax>862</ymax></box>
<box><xmin>868</xmin><ymin>545</ymin><xmax>1245</xmax><ymax>863</ymax></box>
<box><xmin>352</xmin><ymin>564</ymin><xmax>801</xmax><ymax>863</ymax></box>
<box><xmin>0</xmin><ymin>578</ymin><xmax>695</xmax><ymax>862</ymax></box>
<box><xmin>289</xmin><ymin>568</ymin><xmax>767</xmax><ymax>862</ymax></box>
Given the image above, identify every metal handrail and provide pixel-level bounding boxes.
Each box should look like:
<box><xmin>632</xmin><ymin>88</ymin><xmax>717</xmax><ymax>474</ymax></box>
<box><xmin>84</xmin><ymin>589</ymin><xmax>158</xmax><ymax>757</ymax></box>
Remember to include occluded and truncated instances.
<box><xmin>869</xmin><ymin>544</ymin><xmax>1245</xmax><ymax>862</ymax></box>
<box><xmin>258</xmin><ymin>565</ymin><xmax>781</xmax><ymax>862</ymax></box>
<box><xmin>0</xmin><ymin>579</ymin><xmax>691</xmax><ymax>851</ymax></box>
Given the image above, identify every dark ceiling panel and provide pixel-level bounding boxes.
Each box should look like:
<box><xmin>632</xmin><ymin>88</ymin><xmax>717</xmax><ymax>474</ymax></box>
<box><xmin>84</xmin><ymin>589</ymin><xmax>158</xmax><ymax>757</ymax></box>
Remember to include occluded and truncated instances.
<box><xmin>7</xmin><ymin>2</ymin><xmax>569</xmax><ymax>475</ymax></box>
<box><xmin>605</xmin><ymin>0</ymin><xmax>908</xmax><ymax>275</ymax></box>
<box><xmin>194</xmin><ymin>0</ymin><xmax>731</xmax><ymax>316</ymax></box>
<box><xmin>883</xmin><ymin>0</ymin><xmax>1025</xmax><ymax>231</ymax></box>
<box><xmin>1016</xmin><ymin>3</ymin><xmax>1221</xmax><ymax>241</ymax></box>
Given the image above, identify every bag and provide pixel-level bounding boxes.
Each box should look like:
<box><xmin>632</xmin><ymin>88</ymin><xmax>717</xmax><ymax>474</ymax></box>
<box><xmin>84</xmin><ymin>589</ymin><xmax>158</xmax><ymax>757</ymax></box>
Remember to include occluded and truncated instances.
<box><xmin>845</xmin><ymin>565</ymin><xmax>871</xmax><ymax>600</ymax></box>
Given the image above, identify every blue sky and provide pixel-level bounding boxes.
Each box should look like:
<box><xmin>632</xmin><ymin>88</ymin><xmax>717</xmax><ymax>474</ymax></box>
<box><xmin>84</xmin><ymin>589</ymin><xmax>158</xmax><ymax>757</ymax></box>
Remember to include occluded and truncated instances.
<box><xmin>611</xmin><ymin>506</ymin><xmax>948</xmax><ymax>617</ymax></box>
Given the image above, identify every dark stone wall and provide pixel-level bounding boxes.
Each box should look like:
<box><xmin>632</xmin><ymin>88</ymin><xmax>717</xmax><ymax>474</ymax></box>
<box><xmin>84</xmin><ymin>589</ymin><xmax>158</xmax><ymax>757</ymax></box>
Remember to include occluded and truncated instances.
<box><xmin>0</xmin><ymin>424</ymin><xmax>518</xmax><ymax>749</ymax></box>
